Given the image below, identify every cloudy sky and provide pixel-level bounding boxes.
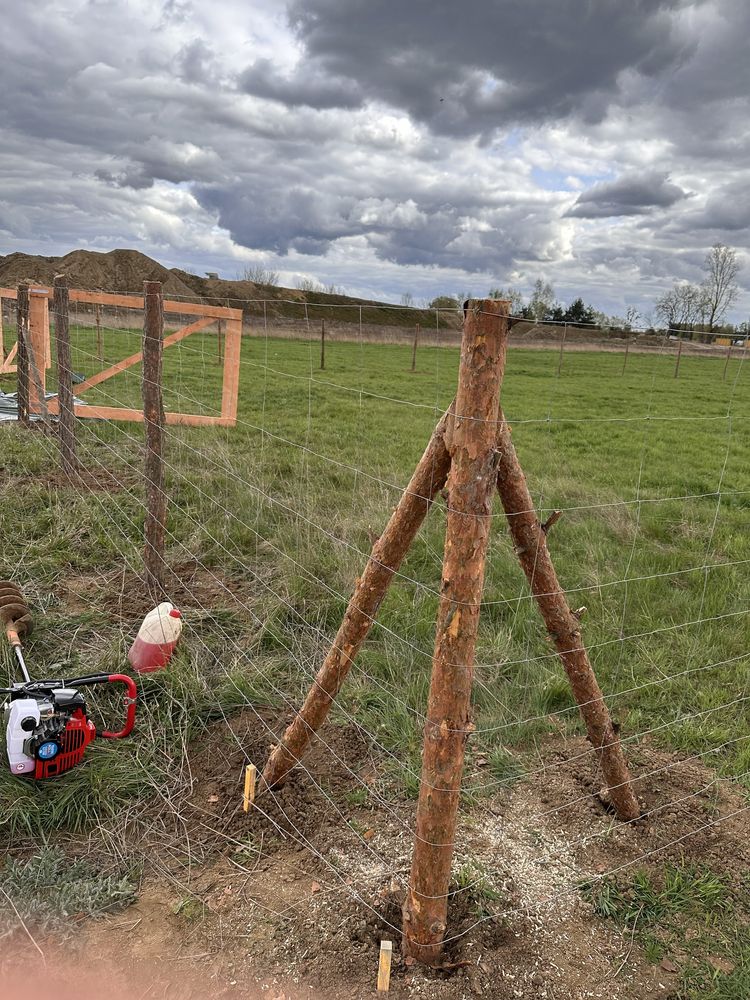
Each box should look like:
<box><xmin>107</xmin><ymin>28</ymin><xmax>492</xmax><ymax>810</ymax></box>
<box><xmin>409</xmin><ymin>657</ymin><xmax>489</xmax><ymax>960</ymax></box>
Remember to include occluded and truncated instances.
<box><xmin>1</xmin><ymin>0</ymin><xmax>748</xmax><ymax>319</ymax></box>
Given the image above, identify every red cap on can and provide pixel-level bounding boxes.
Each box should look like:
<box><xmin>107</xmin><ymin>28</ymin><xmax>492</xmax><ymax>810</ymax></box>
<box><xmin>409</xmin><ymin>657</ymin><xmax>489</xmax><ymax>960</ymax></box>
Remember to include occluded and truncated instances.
<box><xmin>169</xmin><ymin>608</ymin><xmax>182</xmax><ymax>619</ymax></box>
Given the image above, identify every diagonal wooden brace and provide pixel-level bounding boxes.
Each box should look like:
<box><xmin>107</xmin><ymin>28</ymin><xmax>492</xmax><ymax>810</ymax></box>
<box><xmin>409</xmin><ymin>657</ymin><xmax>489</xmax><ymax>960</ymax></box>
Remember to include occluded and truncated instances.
<box><xmin>494</xmin><ymin>413</ymin><xmax>640</xmax><ymax>821</ymax></box>
<box><xmin>261</xmin><ymin>404</ymin><xmax>455</xmax><ymax>791</ymax></box>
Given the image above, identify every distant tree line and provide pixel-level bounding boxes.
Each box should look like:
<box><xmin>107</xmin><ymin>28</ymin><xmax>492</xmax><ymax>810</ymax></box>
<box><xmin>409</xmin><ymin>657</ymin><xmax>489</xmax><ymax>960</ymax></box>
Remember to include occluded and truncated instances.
<box><xmin>424</xmin><ymin>243</ymin><xmax>745</xmax><ymax>338</ymax></box>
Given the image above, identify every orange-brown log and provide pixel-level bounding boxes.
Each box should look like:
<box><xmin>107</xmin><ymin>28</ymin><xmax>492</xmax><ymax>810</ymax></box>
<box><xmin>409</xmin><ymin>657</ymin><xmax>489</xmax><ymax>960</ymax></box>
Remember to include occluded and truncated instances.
<box><xmin>494</xmin><ymin>414</ymin><xmax>640</xmax><ymax>821</ymax></box>
<box><xmin>402</xmin><ymin>299</ymin><xmax>509</xmax><ymax>966</ymax></box>
<box><xmin>261</xmin><ymin>405</ymin><xmax>455</xmax><ymax>790</ymax></box>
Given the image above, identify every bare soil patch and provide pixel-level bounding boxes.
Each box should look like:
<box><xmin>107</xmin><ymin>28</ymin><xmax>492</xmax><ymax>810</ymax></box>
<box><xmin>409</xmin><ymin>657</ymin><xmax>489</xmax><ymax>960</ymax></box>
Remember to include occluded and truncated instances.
<box><xmin>5</xmin><ymin>716</ymin><xmax>746</xmax><ymax>999</ymax></box>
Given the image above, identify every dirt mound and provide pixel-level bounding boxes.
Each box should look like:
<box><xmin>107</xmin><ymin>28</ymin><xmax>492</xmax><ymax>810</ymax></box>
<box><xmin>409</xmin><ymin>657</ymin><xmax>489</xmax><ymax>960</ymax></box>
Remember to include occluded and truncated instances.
<box><xmin>0</xmin><ymin>249</ymin><xmax>196</xmax><ymax>299</ymax></box>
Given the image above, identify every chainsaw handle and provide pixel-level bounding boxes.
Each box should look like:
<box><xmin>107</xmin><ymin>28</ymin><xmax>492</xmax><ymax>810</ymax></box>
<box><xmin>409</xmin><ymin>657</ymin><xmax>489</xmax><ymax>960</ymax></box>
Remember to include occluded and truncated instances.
<box><xmin>101</xmin><ymin>674</ymin><xmax>137</xmax><ymax>739</ymax></box>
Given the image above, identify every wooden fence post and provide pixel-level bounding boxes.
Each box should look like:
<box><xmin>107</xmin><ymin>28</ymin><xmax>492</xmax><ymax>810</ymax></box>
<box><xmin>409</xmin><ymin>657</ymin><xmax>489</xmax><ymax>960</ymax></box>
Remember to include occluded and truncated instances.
<box><xmin>557</xmin><ymin>322</ymin><xmax>567</xmax><ymax>377</ymax></box>
<box><xmin>16</xmin><ymin>284</ymin><xmax>30</xmax><ymax>427</ymax></box>
<box><xmin>262</xmin><ymin>405</ymin><xmax>455</xmax><ymax>791</ymax></box>
<box><xmin>723</xmin><ymin>342</ymin><xmax>732</xmax><ymax>381</ymax></box>
<box><xmin>0</xmin><ymin>294</ymin><xmax>4</xmax><ymax>366</ymax></box>
<box><xmin>53</xmin><ymin>275</ymin><xmax>77</xmax><ymax>473</ymax></box>
<box><xmin>95</xmin><ymin>303</ymin><xmax>103</xmax><ymax>362</ymax></box>
<box><xmin>674</xmin><ymin>334</ymin><xmax>683</xmax><ymax>378</ymax></box>
<box><xmin>494</xmin><ymin>418</ymin><xmax>640</xmax><ymax>821</ymax></box>
<box><xmin>27</xmin><ymin>291</ymin><xmax>49</xmax><ymax>423</ymax></box>
<box><xmin>142</xmin><ymin>281</ymin><xmax>166</xmax><ymax>595</ymax></box>
<box><xmin>621</xmin><ymin>335</ymin><xmax>630</xmax><ymax>376</ymax></box>
<box><xmin>320</xmin><ymin>319</ymin><xmax>326</xmax><ymax>370</ymax></box>
<box><xmin>402</xmin><ymin>299</ymin><xmax>509</xmax><ymax>967</ymax></box>
<box><xmin>411</xmin><ymin>323</ymin><xmax>419</xmax><ymax>372</ymax></box>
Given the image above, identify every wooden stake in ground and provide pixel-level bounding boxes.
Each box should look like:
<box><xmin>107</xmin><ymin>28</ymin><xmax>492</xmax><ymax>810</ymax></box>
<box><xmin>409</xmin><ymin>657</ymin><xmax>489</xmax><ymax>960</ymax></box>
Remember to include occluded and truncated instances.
<box><xmin>557</xmin><ymin>323</ymin><xmax>567</xmax><ymax>377</ymax></box>
<box><xmin>411</xmin><ymin>323</ymin><xmax>419</xmax><ymax>372</ymax></box>
<box><xmin>320</xmin><ymin>319</ymin><xmax>326</xmax><ymax>370</ymax></box>
<box><xmin>621</xmin><ymin>335</ymin><xmax>630</xmax><ymax>376</ymax></box>
<box><xmin>142</xmin><ymin>280</ymin><xmax>167</xmax><ymax>595</ymax></box>
<box><xmin>377</xmin><ymin>941</ymin><xmax>393</xmax><ymax>992</ymax></box>
<box><xmin>674</xmin><ymin>334</ymin><xmax>683</xmax><ymax>378</ymax></box>
<box><xmin>243</xmin><ymin>763</ymin><xmax>257</xmax><ymax>812</ymax></box>
<box><xmin>402</xmin><ymin>299</ymin><xmax>509</xmax><ymax>967</ymax></box>
<box><xmin>723</xmin><ymin>342</ymin><xmax>732</xmax><ymax>381</ymax></box>
<box><xmin>262</xmin><ymin>405</ymin><xmax>455</xmax><ymax>790</ymax></box>
<box><xmin>16</xmin><ymin>284</ymin><xmax>30</xmax><ymax>427</ymax></box>
<box><xmin>53</xmin><ymin>275</ymin><xmax>77</xmax><ymax>474</ymax></box>
<box><xmin>95</xmin><ymin>303</ymin><xmax>103</xmax><ymax>362</ymax></box>
<box><xmin>494</xmin><ymin>416</ymin><xmax>640</xmax><ymax>821</ymax></box>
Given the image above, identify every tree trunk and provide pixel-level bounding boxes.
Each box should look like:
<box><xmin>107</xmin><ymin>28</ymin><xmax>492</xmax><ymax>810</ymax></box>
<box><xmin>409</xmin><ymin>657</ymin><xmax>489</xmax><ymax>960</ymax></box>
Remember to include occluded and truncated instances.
<box><xmin>402</xmin><ymin>299</ymin><xmax>509</xmax><ymax>966</ymax></box>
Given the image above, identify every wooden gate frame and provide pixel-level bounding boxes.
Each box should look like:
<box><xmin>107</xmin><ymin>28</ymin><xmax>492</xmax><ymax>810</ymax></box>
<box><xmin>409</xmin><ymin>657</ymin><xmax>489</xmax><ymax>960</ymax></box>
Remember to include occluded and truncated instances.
<box><xmin>0</xmin><ymin>287</ymin><xmax>243</xmax><ymax>427</ymax></box>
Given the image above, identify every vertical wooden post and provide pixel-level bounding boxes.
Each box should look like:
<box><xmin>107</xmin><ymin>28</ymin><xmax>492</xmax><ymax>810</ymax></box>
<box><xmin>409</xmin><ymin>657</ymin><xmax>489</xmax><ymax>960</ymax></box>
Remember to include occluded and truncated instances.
<box><xmin>219</xmin><ymin>313</ymin><xmax>243</xmax><ymax>426</ymax></box>
<box><xmin>142</xmin><ymin>281</ymin><xmax>166</xmax><ymax>595</ymax></box>
<box><xmin>27</xmin><ymin>292</ymin><xmax>49</xmax><ymax>421</ymax></box>
<box><xmin>53</xmin><ymin>275</ymin><xmax>77</xmax><ymax>474</ymax></box>
<box><xmin>95</xmin><ymin>303</ymin><xmax>103</xmax><ymax>362</ymax></box>
<box><xmin>557</xmin><ymin>322</ymin><xmax>567</xmax><ymax>376</ymax></box>
<box><xmin>723</xmin><ymin>342</ymin><xmax>732</xmax><ymax>381</ymax></box>
<box><xmin>262</xmin><ymin>406</ymin><xmax>455</xmax><ymax>791</ymax></box>
<box><xmin>410</xmin><ymin>323</ymin><xmax>420</xmax><ymax>372</ymax></box>
<box><xmin>16</xmin><ymin>284</ymin><xmax>30</xmax><ymax>427</ymax></box>
<box><xmin>621</xmin><ymin>336</ymin><xmax>630</xmax><ymax>376</ymax></box>
<box><xmin>674</xmin><ymin>334</ymin><xmax>683</xmax><ymax>378</ymax></box>
<box><xmin>320</xmin><ymin>319</ymin><xmax>326</xmax><ymax>370</ymax></box>
<box><xmin>494</xmin><ymin>418</ymin><xmax>640</xmax><ymax>821</ymax></box>
<box><xmin>0</xmin><ymin>294</ymin><xmax>4</xmax><ymax>366</ymax></box>
<box><xmin>402</xmin><ymin>299</ymin><xmax>509</xmax><ymax>967</ymax></box>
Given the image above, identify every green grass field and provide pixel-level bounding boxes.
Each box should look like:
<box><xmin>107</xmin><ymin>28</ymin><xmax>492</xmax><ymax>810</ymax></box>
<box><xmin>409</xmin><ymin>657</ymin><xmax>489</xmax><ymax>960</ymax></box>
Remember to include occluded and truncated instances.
<box><xmin>1</xmin><ymin>326</ymin><xmax>749</xmax><ymax>992</ymax></box>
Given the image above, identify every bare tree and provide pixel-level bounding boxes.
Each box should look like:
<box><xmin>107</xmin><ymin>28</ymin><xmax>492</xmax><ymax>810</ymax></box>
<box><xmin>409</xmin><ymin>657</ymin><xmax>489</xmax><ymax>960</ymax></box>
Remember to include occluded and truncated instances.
<box><xmin>654</xmin><ymin>283</ymin><xmax>706</xmax><ymax>331</ymax></box>
<box><xmin>242</xmin><ymin>262</ymin><xmax>280</xmax><ymax>286</ymax></box>
<box><xmin>528</xmin><ymin>278</ymin><xmax>555</xmax><ymax>322</ymax></box>
<box><xmin>702</xmin><ymin>243</ymin><xmax>740</xmax><ymax>331</ymax></box>
<box><xmin>489</xmin><ymin>286</ymin><xmax>524</xmax><ymax>315</ymax></box>
<box><xmin>400</xmin><ymin>291</ymin><xmax>414</xmax><ymax>307</ymax></box>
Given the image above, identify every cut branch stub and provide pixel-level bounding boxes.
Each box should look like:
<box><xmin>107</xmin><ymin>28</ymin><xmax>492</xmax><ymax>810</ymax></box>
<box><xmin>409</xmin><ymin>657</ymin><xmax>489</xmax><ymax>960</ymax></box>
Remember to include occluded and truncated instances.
<box><xmin>402</xmin><ymin>298</ymin><xmax>510</xmax><ymax>967</ymax></box>
<box><xmin>261</xmin><ymin>404</ymin><xmax>455</xmax><ymax>791</ymax></box>
<box><xmin>494</xmin><ymin>413</ymin><xmax>640</xmax><ymax>821</ymax></box>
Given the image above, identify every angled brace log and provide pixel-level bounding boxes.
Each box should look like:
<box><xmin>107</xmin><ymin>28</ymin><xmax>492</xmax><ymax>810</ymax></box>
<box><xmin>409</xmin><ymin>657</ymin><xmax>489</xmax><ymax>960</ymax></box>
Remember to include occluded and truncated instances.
<box><xmin>261</xmin><ymin>404</ymin><xmax>455</xmax><ymax>791</ymax></box>
<box><xmin>494</xmin><ymin>413</ymin><xmax>640</xmax><ymax>821</ymax></box>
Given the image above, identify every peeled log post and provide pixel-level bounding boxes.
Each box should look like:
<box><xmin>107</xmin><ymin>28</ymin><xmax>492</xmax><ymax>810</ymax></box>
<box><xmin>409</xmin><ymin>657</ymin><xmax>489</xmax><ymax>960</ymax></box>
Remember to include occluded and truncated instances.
<box><xmin>494</xmin><ymin>415</ymin><xmax>640</xmax><ymax>821</ymax></box>
<box><xmin>262</xmin><ymin>405</ymin><xmax>454</xmax><ymax>790</ymax></box>
<box><xmin>402</xmin><ymin>299</ymin><xmax>509</xmax><ymax>966</ymax></box>
<box><xmin>142</xmin><ymin>281</ymin><xmax>167</xmax><ymax>596</ymax></box>
<box><xmin>53</xmin><ymin>275</ymin><xmax>77</xmax><ymax>474</ymax></box>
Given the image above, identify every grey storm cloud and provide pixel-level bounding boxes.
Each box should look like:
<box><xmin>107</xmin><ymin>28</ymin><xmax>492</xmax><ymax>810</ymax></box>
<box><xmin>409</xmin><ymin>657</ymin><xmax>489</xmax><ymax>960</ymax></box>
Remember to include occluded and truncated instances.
<box><xmin>236</xmin><ymin>0</ymin><xmax>700</xmax><ymax>135</ymax></box>
<box><xmin>567</xmin><ymin>172</ymin><xmax>688</xmax><ymax>219</ymax></box>
<box><xmin>0</xmin><ymin>0</ymin><xmax>748</xmax><ymax>318</ymax></box>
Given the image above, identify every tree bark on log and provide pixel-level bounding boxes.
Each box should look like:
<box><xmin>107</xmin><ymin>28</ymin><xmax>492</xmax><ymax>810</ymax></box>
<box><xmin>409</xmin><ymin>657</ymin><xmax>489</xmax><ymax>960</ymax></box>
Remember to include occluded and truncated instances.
<box><xmin>262</xmin><ymin>405</ymin><xmax>455</xmax><ymax>791</ymax></box>
<box><xmin>402</xmin><ymin>299</ymin><xmax>509</xmax><ymax>966</ymax></box>
<box><xmin>142</xmin><ymin>281</ymin><xmax>166</xmax><ymax>596</ymax></box>
<box><xmin>494</xmin><ymin>415</ymin><xmax>640</xmax><ymax>821</ymax></box>
<box><xmin>16</xmin><ymin>284</ymin><xmax>30</xmax><ymax>427</ymax></box>
<box><xmin>53</xmin><ymin>275</ymin><xmax>77</xmax><ymax>473</ymax></box>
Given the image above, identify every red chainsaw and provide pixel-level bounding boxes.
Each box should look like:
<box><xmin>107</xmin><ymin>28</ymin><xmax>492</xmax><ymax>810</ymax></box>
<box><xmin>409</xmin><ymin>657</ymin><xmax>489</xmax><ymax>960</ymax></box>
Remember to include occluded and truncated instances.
<box><xmin>0</xmin><ymin>581</ymin><xmax>136</xmax><ymax>779</ymax></box>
